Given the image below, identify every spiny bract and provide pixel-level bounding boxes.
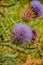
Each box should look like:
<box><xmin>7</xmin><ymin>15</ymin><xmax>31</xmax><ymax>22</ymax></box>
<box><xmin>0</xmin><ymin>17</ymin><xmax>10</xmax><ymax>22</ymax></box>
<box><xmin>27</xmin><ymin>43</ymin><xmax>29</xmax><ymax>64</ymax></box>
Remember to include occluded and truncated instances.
<box><xmin>22</xmin><ymin>8</ymin><xmax>36</xmax><ymax>21</ymax></box>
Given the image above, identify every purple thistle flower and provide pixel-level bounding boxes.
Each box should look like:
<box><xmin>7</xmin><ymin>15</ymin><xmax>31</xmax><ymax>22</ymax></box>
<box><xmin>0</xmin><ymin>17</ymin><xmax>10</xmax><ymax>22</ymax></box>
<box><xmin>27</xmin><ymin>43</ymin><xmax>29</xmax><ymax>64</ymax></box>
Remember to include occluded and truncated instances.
<box><xmin>11</xmin><ymin>24</ymin><xmax>33</xmax><ymax>44</ymax></box>
<box><xmin>31</xmin><ymin>0</ymin><xmax>43</xmax><ymax>16</ymax></box>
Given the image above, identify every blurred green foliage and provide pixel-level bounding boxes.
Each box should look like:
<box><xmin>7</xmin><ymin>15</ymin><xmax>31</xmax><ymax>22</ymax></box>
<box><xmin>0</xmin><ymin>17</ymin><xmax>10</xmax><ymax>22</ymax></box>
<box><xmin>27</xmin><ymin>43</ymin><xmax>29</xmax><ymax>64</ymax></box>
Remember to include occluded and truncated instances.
<box><xmin>0</xmin><ymin>0</ymin><xmax>43</xmax><ymax>65</ymax></box>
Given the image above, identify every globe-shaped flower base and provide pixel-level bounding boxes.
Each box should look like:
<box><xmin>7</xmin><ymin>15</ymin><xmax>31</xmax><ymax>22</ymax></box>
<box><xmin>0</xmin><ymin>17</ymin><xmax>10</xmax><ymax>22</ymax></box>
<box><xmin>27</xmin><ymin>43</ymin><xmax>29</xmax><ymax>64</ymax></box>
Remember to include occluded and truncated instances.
<box><xmin>22</xmin><ymin>7</ymin><xmax>38</xmax><ymax>22</ymax></box>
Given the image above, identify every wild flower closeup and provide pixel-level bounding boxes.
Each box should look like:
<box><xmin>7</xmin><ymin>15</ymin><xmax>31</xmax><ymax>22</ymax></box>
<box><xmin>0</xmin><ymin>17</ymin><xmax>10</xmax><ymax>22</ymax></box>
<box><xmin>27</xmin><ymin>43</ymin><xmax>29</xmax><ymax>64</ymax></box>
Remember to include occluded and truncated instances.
<box><xmin>11</xmin><ymin>23</ymin><xmax>38</xmax><ymax>44</ymax></box>
<box><xmin>11</xmin><ymin>23</ymin><xmax>33</xmax><ymax>44</ymax></box>
<box><xmin>31</xmin><ymin>0</ymin><xmax>43</xmax><ymax>16</ymax></box>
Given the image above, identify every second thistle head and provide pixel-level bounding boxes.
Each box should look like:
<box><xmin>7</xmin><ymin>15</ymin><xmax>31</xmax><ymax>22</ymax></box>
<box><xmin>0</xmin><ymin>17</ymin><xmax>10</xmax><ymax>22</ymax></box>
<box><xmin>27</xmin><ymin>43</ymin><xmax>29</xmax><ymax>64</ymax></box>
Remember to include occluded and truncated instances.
<box><xmin>31</xmin><ymin>0</ymin><xmax>43</xmax><ymax>16</ymax></box>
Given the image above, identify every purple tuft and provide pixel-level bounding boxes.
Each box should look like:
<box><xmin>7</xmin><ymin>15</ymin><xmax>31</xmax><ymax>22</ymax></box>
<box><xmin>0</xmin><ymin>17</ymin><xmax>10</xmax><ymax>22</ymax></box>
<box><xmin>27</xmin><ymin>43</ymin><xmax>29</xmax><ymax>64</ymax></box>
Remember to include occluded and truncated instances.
<box><xmin>31</xmin><ymin>0</ymin><xmax>43</xmax><ymax>16</ymax></box>
<box><xmin>12</xmin><ymin>24</ymin><xmax>33</xmax><ymax>43</ymax></box>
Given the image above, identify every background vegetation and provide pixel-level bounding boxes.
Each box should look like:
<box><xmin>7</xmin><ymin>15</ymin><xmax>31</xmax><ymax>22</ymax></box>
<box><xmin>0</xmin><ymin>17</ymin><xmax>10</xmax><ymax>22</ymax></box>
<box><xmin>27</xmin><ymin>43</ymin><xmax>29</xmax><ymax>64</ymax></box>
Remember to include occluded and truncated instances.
<box><xmin>0</xmin><ymin>0</ymin><xmax>43</xmax><ymax>65</ymax></box>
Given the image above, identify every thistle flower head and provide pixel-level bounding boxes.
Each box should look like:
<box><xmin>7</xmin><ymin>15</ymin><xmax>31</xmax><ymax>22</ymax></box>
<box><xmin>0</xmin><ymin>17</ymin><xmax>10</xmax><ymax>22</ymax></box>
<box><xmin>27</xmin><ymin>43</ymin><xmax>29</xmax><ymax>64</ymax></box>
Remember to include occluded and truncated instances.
<box><xmin>31</xmin><ymin>0</ymin><xmax>43</xmax><ymax>16</ymax></box>
<box><xmin>11</xmin><ymin>24</ymin><xmax>33</xmax><ymax>44</ymax></box>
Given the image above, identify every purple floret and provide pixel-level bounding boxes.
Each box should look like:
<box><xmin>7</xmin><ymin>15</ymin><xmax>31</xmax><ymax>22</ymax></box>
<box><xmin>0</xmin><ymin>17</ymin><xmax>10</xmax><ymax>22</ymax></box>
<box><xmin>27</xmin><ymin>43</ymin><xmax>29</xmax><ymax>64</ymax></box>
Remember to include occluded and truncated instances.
<box><xmin>31</xmin><ymin>0</ymin><xmax>43</xmax><ymax>16</ymax></box>
<box><xmin>12</xmin><ymin>24</ymin><xmax>32</xmax><ymax>44</ymax></box>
